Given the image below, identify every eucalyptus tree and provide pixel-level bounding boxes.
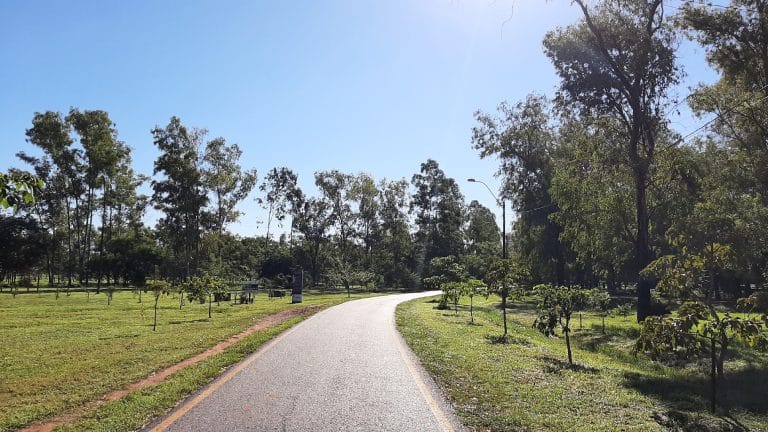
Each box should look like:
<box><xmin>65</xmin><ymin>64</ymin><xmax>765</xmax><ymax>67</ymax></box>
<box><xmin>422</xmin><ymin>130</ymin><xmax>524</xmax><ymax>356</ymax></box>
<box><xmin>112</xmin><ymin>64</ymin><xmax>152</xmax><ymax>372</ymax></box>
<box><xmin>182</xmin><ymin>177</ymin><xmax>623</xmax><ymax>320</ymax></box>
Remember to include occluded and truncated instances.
<box><xmin>375</xmin><ymin>179</ymin><xmax>415</xmax><ymax>288</ymax></box>
<box><xmin>257</xmin><ymin>167</ymin><xmax>300</xmax><ymax>252</ymax></box>
<box><xmin>465</xmin><ymin>200</ymin><xmax>499</xmax><ymax>249</ymax></box>
<box><xmin>543</xmin><ymin>0</ymin><xmax>680</xmax><ymax>320</ymax></box>
<box><xmin>411</xmin><ymin>159</ymin><xmax>466</xmax><ymax>277</ymax></box>
<box><xmin>151</xmin><ymin>117</ymin><xmax>209</xmax><ymax>280</ymax></box>
<box><xmin>202</xmin><ymin>137</ymin><xmax>257</xmax><ymax>273</ymax></box>
<box><xmin>349</xmin><ymin>173</ymin><xmax>380</xmax><ymax>268</ymax></box>
<box><xmin>472</xmin><ymin>94</ymin><xmax>566</xmax><ymax>283</ymax></box>
<box><xmin>315</xmin><ymin>170</ymin><xmax>357</xmax><ymax>262</ymax></box>
<box><xmin>292</xmin><ymin>197</ymin><xmax>332</xmax><ymax>284</ymax></box>
<box><xmin>24</xmin><ymin>111</ymin><xmax>84</xmax><ymax>287</ymax></box>
<box><xmin>67</xmin><ymin>109</ymin><xmax>128</xmax><ymax>287</ymax></box>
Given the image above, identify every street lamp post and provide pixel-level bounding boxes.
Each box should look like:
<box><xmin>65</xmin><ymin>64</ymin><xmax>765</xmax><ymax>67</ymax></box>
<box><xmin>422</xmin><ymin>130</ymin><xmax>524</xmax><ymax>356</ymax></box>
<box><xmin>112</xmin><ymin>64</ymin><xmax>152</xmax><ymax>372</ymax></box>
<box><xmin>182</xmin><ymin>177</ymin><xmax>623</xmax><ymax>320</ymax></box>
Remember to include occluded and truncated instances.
<box><xmin>467</xmin><ymin>178</ymin><xmax>506</xmax><ymax>259</ymax></box>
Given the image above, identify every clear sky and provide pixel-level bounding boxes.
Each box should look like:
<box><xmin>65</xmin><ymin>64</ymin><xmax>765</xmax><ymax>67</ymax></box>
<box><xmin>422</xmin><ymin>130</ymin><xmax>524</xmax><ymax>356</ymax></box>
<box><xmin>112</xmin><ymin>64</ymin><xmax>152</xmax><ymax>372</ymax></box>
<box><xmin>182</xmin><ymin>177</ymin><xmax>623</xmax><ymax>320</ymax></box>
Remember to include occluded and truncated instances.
<box><xmin>0</xmin><ymin>0</ymin><xmax>717</xmax><ymax>236</ymax></box>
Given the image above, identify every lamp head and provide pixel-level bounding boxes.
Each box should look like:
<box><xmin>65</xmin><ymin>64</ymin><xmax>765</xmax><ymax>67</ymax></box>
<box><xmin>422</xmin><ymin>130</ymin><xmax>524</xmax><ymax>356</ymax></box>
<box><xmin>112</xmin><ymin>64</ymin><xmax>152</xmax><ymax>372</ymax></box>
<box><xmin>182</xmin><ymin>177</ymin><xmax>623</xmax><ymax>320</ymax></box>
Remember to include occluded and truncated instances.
<box><xmin>467</xmin><ymin>178</ymin><xmax>476</xmax><ymax>182</ymax></box>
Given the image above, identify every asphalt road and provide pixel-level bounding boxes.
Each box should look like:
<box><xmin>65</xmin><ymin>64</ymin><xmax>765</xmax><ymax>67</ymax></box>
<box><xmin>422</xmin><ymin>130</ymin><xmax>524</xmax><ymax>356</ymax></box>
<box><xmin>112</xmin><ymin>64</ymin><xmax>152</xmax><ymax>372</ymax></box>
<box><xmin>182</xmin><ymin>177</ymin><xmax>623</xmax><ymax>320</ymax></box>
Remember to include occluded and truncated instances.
<box><xmin>147</xmin><ymin>292</ymin><xmax>464</xmax><ymax>432</ymax></box>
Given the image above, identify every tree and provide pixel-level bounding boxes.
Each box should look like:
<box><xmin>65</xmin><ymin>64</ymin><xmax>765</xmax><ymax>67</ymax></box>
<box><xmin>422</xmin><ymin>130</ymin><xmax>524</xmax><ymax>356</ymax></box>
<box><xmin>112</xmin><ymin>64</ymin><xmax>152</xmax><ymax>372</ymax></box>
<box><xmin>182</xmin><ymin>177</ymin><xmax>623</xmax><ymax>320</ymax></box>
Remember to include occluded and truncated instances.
<box><xmin>0</xmin><ymin>171</ymin><xmax>43</xmax><ymax>209</ymax></box>
<box><xmin>464</xmin><ymin>200</ymin><xmax>499</xmax><ymax>250</ymax></box>
<box><xmin>315</xmin><ymin>170</ymin><xmax>357</xmax><ymax>263</ymax></box>
<box><xmin>411</xmin><ymin>160</ymin><xmax>466</xmax><ymax>278</ymax></box>
<box><xmin>0</xmin><ymin>215</ymin><xmax>47</xmax><ymax>289</ymax></box>
<box><xmin>151</xmin><ymin>117</ymin><xmax>209</xmax><ymax>280</ymax></box>
<box><xmin>292</xmin><ymin>197</ymin><xmax>332</xmax><ymax>284</ymax></box>
<box><xmin>473</xmin><ymin>94</ymin><xmax>567</xmax><ymax>284</ymax></box>
<box><xmin>679</xmin><ymin>0</ymin><xmax>768</xmax><ymax>203</ymax></box>
<box><xmin>147</xmin><ymin>279</ymin><xmax>172</xmax><ymax>331</ymax></box>
<box><xmin>544</xmin><ymin>0</ymin><xmax>680</xmax><ymax>320</ymax></box>
<box><xmin>202</xmin><ymin>137</ymin><xmax>257</xmax><ymax>274</ymax></box>
<box><xmin>464</xmin><ymin>278</ymin><xmax>487</xmax><ymax>324</ymax></box>
<box><xmin>533</xmin><ymin>284</ymin><xmax>590</xmax><ymax>365</ymax></box>
<box><xmin>62</xmin><ymin>109</ymin><xmax>130</xmax><ymax>288</ymax></box>
<box><xmin>375</xmin><ymin>179</ymin><xmax>416</xmax><ymax>289</ymax></box>
<box><xmin>349</xmin><ymin>174</ymin><xmax>380</xmax><ymax>268</ymax></box>
<box><xmin>257</xmin><ymin>167</ymin><xmax>300</xmax><ymax>253</ymax></box>
<box><xmin>442</xmin><ymin>281</ymin><xmax>464</xmax><ymax>315</ymax></box>
<box><xmin>423</xmin><ymin>256</ymin><xmax>468</xmax><ymax>309</ymax></box>
<box><xmin>484</xmin><ymin>258</ymin><xmax>531</xmax><ymax>339</ymax></box>
<box><xmin>327</xmin><ymin>256</ymin><xmax>375</xmax><ymax>298</ymax></box>
<box><xmin>636</xmin><ymin>302</ymin><xmax>766</xmax><ymax>413</ymax></box>
<box><xmin>24</xmin><ymin>111</ymin><xmax>84</xmax><ymax>288</ymax></box>
<box><xmin>590</xmin><ymin>289</ymin><xmax>612</xmax><ymax>334</ymax></box>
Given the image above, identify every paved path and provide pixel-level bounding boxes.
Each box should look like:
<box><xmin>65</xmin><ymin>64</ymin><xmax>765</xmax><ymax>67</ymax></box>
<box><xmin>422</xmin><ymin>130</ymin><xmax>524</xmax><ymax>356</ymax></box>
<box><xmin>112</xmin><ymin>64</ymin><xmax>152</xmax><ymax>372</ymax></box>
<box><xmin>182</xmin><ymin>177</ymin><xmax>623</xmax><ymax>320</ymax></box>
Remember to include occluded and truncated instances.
<box><xmin>147</xmin><ymin>292</ymin><xmax>464</xmax><ymax>432</ymax></box>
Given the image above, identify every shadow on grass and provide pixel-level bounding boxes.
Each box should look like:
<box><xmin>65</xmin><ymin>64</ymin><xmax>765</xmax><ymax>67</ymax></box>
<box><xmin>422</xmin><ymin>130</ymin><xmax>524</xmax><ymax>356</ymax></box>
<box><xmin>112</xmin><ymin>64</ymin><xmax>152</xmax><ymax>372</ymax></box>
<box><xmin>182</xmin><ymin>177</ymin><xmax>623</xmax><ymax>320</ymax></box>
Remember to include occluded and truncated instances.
<box><xmin>586</xmin><ymin>323</ymin><xmax>640</xmax><ymax>339</ymax></box>
<box><xmin>98</xmin><ymin>333</ymin><xmax>141</xmax><ymax>340</ymax></box>
<box><xmin>168</xmin><ymin>318</ymin><xmax>211</xmax><ymax>325</ymax></box>
<box><xmin>651</xmin><ymin>409</ymin><xmax>749</xmax><ymax>432</ymax></box>
<box><xmin>539</xmin><ymin>355</ymin><xmax>599</xmax><ymax>374</ymax></box>
<box><xmin>623</xmin><ymin>365</ymin><xmax>768</xmax><ymax>417</ymax></box>
<box><xmin>485</xmin><ymin>334</ymin><xmax>532</xmax><ymax>346</ymax></box>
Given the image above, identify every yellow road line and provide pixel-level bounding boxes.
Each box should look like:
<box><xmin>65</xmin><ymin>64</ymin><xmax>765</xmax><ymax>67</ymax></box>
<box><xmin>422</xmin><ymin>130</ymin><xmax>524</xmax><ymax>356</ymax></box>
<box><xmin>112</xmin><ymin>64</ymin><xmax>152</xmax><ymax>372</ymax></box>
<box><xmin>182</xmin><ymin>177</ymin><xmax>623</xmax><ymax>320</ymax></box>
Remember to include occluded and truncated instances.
<box><xmin>148</xmin><ymin>313</ymin><xmax>318</xmax><ymax>431</ymax></box>
<box><xmin>391</xmin><ymin>313</ymin><xmax>455</xmax><ymax>432</ymax></box>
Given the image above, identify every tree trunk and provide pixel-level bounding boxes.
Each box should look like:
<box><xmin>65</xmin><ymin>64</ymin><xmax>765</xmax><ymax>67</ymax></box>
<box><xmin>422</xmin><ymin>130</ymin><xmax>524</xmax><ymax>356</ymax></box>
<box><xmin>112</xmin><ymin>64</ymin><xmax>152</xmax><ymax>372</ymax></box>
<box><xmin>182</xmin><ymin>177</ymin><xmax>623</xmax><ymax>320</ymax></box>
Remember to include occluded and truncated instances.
<box><xmin>710</xmin><ymin>337</ymin><xmax>717</xmax><ymax>413</ymax></box>
<box><xmin>501</xmin><ymin>292</ymin><xmax>508</xmax><ymax>338</ymax></box>
<box><xmin>153</xmin><ymin>295</ymin><xmax>159</xmax><ymax>331</ymax></box>
<box><xmin>97</xmin><ymin>182</ymin><xmax>109</xmax><ymax>291</ymax></box>
<box><xmin>634</xmin><ymin>165</ymin><xmax>653</xmax><ymax>322</ymax></box>
<box><xmin>565</xmin><ymin>326</ymin><xmax>573</xmax><ymax>365</ymax></box>
<box><xmin>84</xmin><ymin>186</ymin><xmax>95</xmax><ymax>288</ymax></box>
<box><xmin>470</xmin><ymin>296</ymin><xmax>474</xmax><ymax>324</ymax></box>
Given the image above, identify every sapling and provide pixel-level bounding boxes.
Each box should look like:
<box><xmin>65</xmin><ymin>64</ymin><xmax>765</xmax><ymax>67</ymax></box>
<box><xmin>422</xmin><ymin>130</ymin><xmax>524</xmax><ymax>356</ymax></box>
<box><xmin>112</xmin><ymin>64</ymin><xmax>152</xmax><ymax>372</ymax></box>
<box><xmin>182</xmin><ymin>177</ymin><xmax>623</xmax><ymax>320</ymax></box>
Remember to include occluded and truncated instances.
<box><xmin>485</xmin><ymin>258</ymin><xmax>530</xmax><ymax>340</ymax></box>
<box><xmin>465</xmin><ymin>278</ymin><xmax>487</xmax><ymax>324</ymax></box>
<box><xmin>590</xmin><ymin>290</ymin><xmax>612</xmax><ymax>334</ymax></box>
<box><xmin>636</xmin><ymin>301</ymin><xmax>766</xmax><ymax>413</ymax></box>
<box><xmin>146</xmin><ymin>279</ymin><xmax>172</xmax><ymax>331</ymax></box>
<box><xmin>442</xmin><ymin>281</ymin><xmax>463</xmax><ymax>315</ymax></box>
<box><xmin>533</xmin><ymin>284</ymin><xmax>590</xmax><ymax>365</ymax></box>
<box><xmin>614</xmin><ymin>303</ymin><xmax>631</xmax><ymax>321</ymax></box>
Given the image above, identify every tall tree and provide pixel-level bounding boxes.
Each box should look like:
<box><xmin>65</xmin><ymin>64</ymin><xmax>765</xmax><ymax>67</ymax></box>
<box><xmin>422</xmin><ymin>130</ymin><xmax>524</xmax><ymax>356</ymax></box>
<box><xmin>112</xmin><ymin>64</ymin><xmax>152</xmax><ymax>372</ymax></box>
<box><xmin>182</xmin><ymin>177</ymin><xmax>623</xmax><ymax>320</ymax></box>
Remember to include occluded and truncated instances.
<box><xmin>349</xmin><ymin>173</ymin><xmax>380</xmax><ymax>268</ymax></box>
<box><xmin>151</xmin><ymin>117</ymin><xmax>209</xmax><ymax>280</ymax></box>
<box><xmin>679</xmin><ymin>0</ymin><xmax>768</xmax><ymax>285</ymax></box>
<box><xmin>293</xmin><ymin>197</ymin><xmax>332</xmax><ymax>284</ymax></box>
<box><xmin>472</xmin><ymin>94</ymin><xmax>568</xmax><ymax>284</ymax></box>
<box><xmin>543</xmin><ymin>0</ymin><xmax>680</xmax><ymax>320</ymax></box>
<box><xmin>67</xmin><ymin>109</ymin><xmax>127</xmax><ymax>287</ymax></box>
<box><xmin>315</xmin><ymin>170</ymin><xmax>357</xmax><ymax>263</ymax></box>
<box><xmin>257</xmin><ymin>167</ymin><xmax>300</xmax><ymax>252</ymax></box>
<box><xmin>24</xmin><ymin>111</ymin><xmax>83</xmax><ymax>287</ymax></box>
<box><xmin>411</xmin><ymin>159</ymin><xmax>466</xmax><ymax>278</ymax></box>
<box><xmin>375</xmin><ymin>179</ymin><xmax>416</xmax><ymax>288</ymax></box>
<box><xmin>202</xmin><ymin>137</ymin><xmax>257</xmax><ymax>273</ymax></box>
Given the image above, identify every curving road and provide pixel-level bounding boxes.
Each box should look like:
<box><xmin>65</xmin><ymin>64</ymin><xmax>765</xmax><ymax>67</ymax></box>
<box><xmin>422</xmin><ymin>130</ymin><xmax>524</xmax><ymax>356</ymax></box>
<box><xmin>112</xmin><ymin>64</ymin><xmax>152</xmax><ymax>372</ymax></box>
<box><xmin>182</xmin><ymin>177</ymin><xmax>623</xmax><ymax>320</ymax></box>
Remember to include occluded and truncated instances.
<box><xmin>146</xmin><ymin>292</ymin><xmax>464</xmax><ymax>432</ymax></box>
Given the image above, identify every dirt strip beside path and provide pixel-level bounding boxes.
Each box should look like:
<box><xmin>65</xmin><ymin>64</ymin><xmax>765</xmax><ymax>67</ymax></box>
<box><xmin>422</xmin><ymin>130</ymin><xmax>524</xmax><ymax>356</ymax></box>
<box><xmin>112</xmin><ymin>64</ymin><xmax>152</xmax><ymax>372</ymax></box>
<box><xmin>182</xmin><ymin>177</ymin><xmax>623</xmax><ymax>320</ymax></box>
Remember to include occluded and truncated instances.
<box><xmin>20</xmin><ymin>305</ymin><xmax>323</xmax><ymax>432</ymax></box>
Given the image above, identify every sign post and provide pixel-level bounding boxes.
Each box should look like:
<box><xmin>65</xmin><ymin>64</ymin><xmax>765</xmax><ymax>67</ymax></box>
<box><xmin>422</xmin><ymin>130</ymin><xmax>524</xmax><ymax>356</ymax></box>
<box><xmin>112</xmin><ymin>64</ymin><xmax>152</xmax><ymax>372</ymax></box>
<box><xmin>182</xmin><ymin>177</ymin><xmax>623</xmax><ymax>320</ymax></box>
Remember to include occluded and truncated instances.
<box><xmin>291</xmin><ymin>270</ymin><xmax>303</xmax><ymax>304</ymax></box>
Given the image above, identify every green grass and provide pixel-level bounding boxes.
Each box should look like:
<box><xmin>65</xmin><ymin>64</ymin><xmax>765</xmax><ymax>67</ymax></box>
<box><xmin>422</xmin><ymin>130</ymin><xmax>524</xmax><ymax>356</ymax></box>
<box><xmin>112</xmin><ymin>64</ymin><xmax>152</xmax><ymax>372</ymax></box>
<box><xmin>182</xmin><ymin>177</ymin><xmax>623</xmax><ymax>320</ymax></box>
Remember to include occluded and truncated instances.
<box><xmin>396</xmin><ymin>296</ymin><xmax>768</xmax><ymax>432</ymax></box>
<box><xmin>0</xmin><ymin>289</ymin><xmax>376</xmax><ymax>431</ymax></box>
<box><xmin>56</xmin><ymin>316</ymin><xmax>304</xmax><ymax>432</ymax></box>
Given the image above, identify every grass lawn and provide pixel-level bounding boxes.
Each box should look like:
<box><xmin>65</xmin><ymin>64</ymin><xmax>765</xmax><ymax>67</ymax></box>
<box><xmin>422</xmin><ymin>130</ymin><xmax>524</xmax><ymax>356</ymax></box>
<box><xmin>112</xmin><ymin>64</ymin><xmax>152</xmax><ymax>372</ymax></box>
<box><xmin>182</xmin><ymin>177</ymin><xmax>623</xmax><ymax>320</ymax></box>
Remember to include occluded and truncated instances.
<box><xmin>397</xmin><ymin>296</ymin><xmax>768</xmax><ymax>432</ymax></box>
<box><xmin>0</xmin><ymin>289</ymin><xmax>376</xmax><ymax>431</ymax></box>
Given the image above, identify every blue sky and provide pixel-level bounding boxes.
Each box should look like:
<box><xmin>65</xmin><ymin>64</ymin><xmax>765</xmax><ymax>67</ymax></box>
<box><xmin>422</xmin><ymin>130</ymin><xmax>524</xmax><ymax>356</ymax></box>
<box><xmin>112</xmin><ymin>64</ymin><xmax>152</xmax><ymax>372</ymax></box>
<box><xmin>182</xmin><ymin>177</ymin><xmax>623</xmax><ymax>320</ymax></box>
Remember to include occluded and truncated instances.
<box><xmin>0</xmin><ymin>0</ymin><xmax>717</xmax><ymax>236</ymax></box>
